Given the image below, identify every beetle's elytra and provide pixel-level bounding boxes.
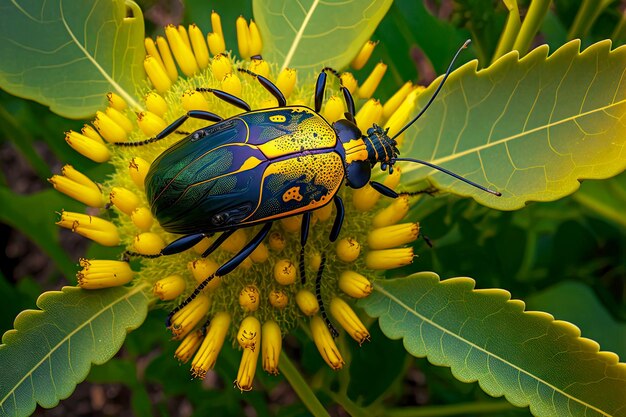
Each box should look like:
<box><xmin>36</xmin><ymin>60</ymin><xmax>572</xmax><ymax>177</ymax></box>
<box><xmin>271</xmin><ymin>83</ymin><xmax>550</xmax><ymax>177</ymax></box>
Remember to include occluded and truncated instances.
<box><xmin>117</xmin><ymin>41</ymin><xmax>499</xmax><ymax>335</ymax></box>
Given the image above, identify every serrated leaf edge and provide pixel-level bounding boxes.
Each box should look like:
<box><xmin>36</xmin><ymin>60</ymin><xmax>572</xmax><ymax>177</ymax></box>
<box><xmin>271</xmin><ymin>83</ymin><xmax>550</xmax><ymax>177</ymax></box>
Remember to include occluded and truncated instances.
<box><xmin>371</xmin><ymin>276</ymin><xmax>624</xmax><ymax>417</ymax></box>
<box><xmin>0</xmin><ymin>284</ymin><xmax>151</xmax><ymax>410</ymax></box>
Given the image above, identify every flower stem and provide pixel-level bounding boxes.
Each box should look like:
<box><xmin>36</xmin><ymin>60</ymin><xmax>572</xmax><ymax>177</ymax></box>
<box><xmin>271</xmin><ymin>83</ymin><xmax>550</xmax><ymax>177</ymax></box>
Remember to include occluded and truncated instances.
<box><xmin>612</xmin><ymin>10</ymin><xmax>626</xmax><ymax>44</ymax></box>
<box><xmin>279</xmin><ymin>354</ymin><xmax>330</xmax><ymax>417</ymax></box>
<box><xmin>491</xmin><ymin>0</ymin><xmax>521</xmax><ymax>63</ymax></box>
<box><xmin>567</xmin><ymin>0</ymin><xmax>612</xmax><ymax>40</ymax></box>
<box><xmin>512</xmin><ymin>0</ymin><xmax>551</xmax><ymax>56</ymax></box>
<box><xmin>384</xmin><ymin>400</ymin><xmax>517</xmax><ymax>417</ymax></box>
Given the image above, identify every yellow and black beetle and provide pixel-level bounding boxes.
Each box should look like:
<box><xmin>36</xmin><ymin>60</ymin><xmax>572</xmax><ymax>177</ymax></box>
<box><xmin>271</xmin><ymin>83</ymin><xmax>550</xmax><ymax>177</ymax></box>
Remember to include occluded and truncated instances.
<box><xmin>117</xmin><ymin>40</ymin><xmax>499</xmax><ymax>335</ymax></box>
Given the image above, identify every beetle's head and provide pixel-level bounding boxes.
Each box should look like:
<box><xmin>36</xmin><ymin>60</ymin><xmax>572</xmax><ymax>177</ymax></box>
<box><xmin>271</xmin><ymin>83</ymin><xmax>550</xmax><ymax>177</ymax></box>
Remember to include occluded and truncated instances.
<box><xmin>364</xmin><ymin>124</ymin><xmax>400</xmax><ymax>174</ymax></box>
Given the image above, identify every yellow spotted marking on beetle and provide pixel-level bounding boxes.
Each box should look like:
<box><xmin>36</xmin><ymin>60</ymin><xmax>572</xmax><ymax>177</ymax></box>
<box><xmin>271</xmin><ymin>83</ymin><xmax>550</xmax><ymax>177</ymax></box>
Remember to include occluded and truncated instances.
<box><xmin>269</xmin><ymin>115</ymin><xmax>286</xmax><ymax>123</ymax></box>
<box><xmin>282</xmin><ymin>186</ymin><xmax>303</xmax><ymax>202</ymax></box>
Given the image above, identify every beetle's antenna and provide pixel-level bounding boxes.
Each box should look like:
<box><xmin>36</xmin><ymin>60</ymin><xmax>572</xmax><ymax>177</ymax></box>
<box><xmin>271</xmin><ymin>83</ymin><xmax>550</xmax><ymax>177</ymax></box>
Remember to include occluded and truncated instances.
<box><xmin>393</xmin><ymin>157</ymin><xmax>501</xmax><ymax>196</ymax></box>
<box><xmin>391</xmin><ymin>39</ymin><xmax>471</xmax><ymax>141</ymax></box>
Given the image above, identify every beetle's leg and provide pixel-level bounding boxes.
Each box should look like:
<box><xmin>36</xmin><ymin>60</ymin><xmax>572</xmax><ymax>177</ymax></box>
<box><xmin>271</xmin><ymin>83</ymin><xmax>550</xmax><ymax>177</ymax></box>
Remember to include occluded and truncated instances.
<box><xmin>317</xmin><ymin>67</ymin><xmax>356</xmax><ymax>122</ymax></box>
<box><xmin>369</xmin><ymin>181</ymin><xmax>399</xmax><ymax>199</ymax></box>
<box><xmin>195</xmin><ymin>88</ymin><xmax>251</xmax><ymax>112</ymax></box>
<box><xmin>166</xmin><ymin>223</ymin><xmax>273</xmax><ymax>327</ymax></box>
<box><xmin>201</xmin><ymin>229</ymin><xmax>235</xmax><ymax>258</ymax></box>
<box><xmin>299</xmin><ymin>212</ymin><xmax>311</xmax><ymax>284</ymax></box>
<box><xmin>114</xmin><ymin>111</ymin><xmax>223</xmax><ymax>147</ymax></box>
<box><xmin>329</xmin><ymin>195</ymin><xmax>344</xmax><ymax>242</ymax></box>
<box><xmin>237</xmin><ymin>68</ymin><xmax>287</xmax><ymax>107</ymax></box>
<box><xmin>316</xmin><ymin>252</ymin><xmax>339</xmax><ymax>338</ymax></box>
<box><xmin>161</xmin><ymin>233</ymin><xmax>209</xmax><ymax>255</ymax></box>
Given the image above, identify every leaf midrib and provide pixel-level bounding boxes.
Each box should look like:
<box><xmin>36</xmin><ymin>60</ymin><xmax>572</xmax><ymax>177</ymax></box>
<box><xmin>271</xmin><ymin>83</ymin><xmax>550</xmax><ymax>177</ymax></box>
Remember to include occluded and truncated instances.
<box><xmin>373</xmin><ymin>283</ymin><xmax>611</xmax><ymax>416</ymax></box>
<box><xmin>0</xmin><ymin>284</ymin><xmax>150</xmax><ymax>407</ymax></box>
<box><xmin>58</xmin><ymin>0</ymin><xmax>142</xmax><ymax>111</ymax></box>
<box><xmin>404</xmin><ymin>96</ymin><xmax>626</xmax><ymax>175</ymax></box>
<box><xmin>280</xmin><ymin>0</ymin><xmax>320</xmax><ymax>72</ymax></box>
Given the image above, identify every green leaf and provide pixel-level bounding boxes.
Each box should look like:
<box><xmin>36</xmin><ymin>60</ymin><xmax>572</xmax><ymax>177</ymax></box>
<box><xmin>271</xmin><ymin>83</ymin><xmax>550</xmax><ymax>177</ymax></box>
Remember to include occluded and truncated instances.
<box><xmin>253</xmin><ymin>0</ymin><xmax>392</xmax><ymax>75</ymax></box>
<box><xmin>361</xmin><ymin>273</ymin><xmax>626</xmax><ymax>417</ymax></box>
<box><xmin>526</xmin><ymin>281</ymin><xmax>626</xmax><ymax>359</ymax></box>
<box><xmin>0</xmin><ymin>187</ymin><xmax>80</xmax><ymax>279</ymax></box>
<box><xmin>0</xmin><ymin>0</ymin><xmax>145</xmax><ymax>118</ymax></box>
<box><xmin>400</xmin><ymin>40</ymin><xmax>626</xmax><ymax>210</ymax></box>
<box><xmin>0</xmin><ymin>285</ymin><xmax>150</xmax><ymax>417</ymax></box>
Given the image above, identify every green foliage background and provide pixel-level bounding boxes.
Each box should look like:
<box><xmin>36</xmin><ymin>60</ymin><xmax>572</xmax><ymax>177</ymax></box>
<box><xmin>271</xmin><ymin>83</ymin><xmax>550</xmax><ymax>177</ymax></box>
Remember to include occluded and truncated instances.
<box><xmin>0</xmin><ymin>0</ymin><xmax>625</xmax><ymax>416</ymax></box>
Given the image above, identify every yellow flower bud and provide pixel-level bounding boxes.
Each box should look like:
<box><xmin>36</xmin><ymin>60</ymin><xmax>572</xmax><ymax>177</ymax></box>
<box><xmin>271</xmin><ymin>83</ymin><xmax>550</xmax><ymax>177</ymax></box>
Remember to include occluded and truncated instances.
<box><xmin>248</xmin><ymin>20</ymin><xmax>263</xmax><ymax>56</ymax></box>
<box><xmin>76</xmin><ymin>259</ymin><xmax>134</xmax><ymax>289</ymax></box>
<box><xmin>366</xmin><ymin>247</ymin><xmax>414</xmax><ymax>270</ymax></box>
<box><xmin>236</xmin><ymin>16</ymin><xmax>251</xmax><ymax>59</ymax></box>
<box><xmin>128</xmin><ymin>157</ymin><xmax>150</xmax><ymax>190</ymax></box>
<box><xmin>211</xmin><ymin>11</ymin><xmax>223</xmax><ymax>38</ymax></box>
<box><xmin>207</xmin><ymin>32</ymin><xmax>226</xmax><ymax>56</ymax></box>
<box><xmin>276</xmin><ymin>68</ymin><xmax>297</xmax><ymax>98</ymax></box>
<box><xmin>144</xmin><ymin>91</ymin><xmax>168</xmax><ymax>117</ymax></box>
<box><xmin>336</xmin><ymin>238</ymin><xmax>361</xmax><ymax>263</ymax></box>
<box><xmin>144</xmin><ymin>38</ymin><xmax>165</xmax><ymax>72</ymax></box>
<box><xmin>269</xmin><ymin>290</ymin><xmax>288</xmax><ymax>309</ymax></box>
<box><xmin>249</xmin><ymin>58</ymin><xmax>270</xmax><ymax>78</ymax></box>
<box><xmin>296</xmin><ymin>290</ymin><xmax>319</xmax><ymax>316</ymax></box>
<box><xmin>165</xmin><ymin>24</ymin><xmax>198</xmax><ymax>76</ymax></box>
<box><xmin>351</xmin><ymin>40</ymin><xmax>377</xmax><ymax>70</ymax></box>
<box><xmin>188</xmin><ymin>24</ymin><xmax>209</xmax><ymax>69</ymax></box>
<box><xmin>262</xmin><ymin>320</ymin><xmax>282</xmax><ymax>375</ymax></box>
<box><xmin>372</xmin><ymin>195</ymin><xmax>410</xmax><ymax>228</ymax></box>
<box><xmin>188</xmin><ymin>259</ymin><xmax>220</xmax><ymax>290</ymax></box>
<box><xmin>144</xmin><ymin>55</ymin><xmax>172</xmax><ymax>93</ymax></box>
<box><xmin>330</xmin><ymin>298</ymin><xmax>370</xmax><ymax>345</ymax></box>
<box><xmin>192</xmin><ymin>312</ymin><xmax>230</xmax><ymax>378</ymax></box>
<box><xmin>355</xmin><ymin>98</ymin><xmax>383</xmax><ymax>133</ymax></box>
<box><xmin>323</xmin><ymin>96</ymin><xmax>345</xmax><ymax>123</ymax></box>
<box><xmin>153</xmin><ymin>274</ymin><xmax>186</xmax><ymax>301</ymax></box>
<box><xmin>314</xmin><ymin>204</ymin><xmax>333</xmax><ymax>222</ymax></box>
<box><xmin>237</xmin><ymin>315</ymin><xmax>261</xmax><ymax>351</ymax></box>
<box><xmin>280</xmin><ymin>215</ymin><xmax>301</xmax><ymax>233</ymax></box>
<box><xmin>133</xmin><ymin>232</ymin><xmax>165</xmax><ymax>255</ymax></box>
<box><xmin>384</xmin><ymin>87</ymin><xmax>422</xmax><ymax>144</ymax></box>
<box><xmin>181</xmin><ymin>89</ymin><xmax>210</xmax><ymax>112</ymax></box>
<box><xmin>339</xmin><ymin>271</ymin><xmax>373</xmax><ymax>298</ymax></box>
<box><xmin>175</xmin><ymin>329</ymin><xmax>203</xmax><ymax>363</ymax></box>
<box><xmin>177</xmin><ymin>25</ymin><xmax>191</xmax><ymax>50</ymax></box>
<box><xmin>368</xmin><ymin>222</ymin><xmax>419</xmax><ymax>250</ymax></box>
<box><xmin>352</xmin><ymin>183</ymin><xmax>380</xmax><ymax>212</ymax></box>
<box><xmin>310</xmin><ymin>315</ymin><xmax>344</xmax><ymax>370</ymax></box>
<box><xmin>358</xmin><ymin>62</ymin><xmax>387</xmax><ymax>99</ymax></box>
<box><xmin>239</xmin><ymin>285</ymin><xmax>260</xmax><ymax>312</ymax></box>
<box><xmin>107</xmin><ymin>92</ymin><xmax>127</xmax><ymax>111</ymax></box>
<box><xmin>309</xmin><ymin>252</ymin><xmax>322</xmax><ymax>272</ymax></box>
<box><xmin>340</xmin><ymin>72</ymin><xmax>358</xmax><ymax>94</ymax></box>
<box><xmin>169</xmin><ymin>294</ymin><xmax>210</xmax><ymax>340</ymax></box>
<box><xmin>57</xmin><ymin>211</ymin><xmax>120</xmax><ymax>246</ymax></box>
<box><xmin>105</xmin><ymin>107</ymin><xmax>133</xmax><ymax>133</ymax></box>
<box><xmin>221</xmin><ymin>73</ymin><xmax>242</xmax><ymax>96</ymax></box>
<box><xmin>221</xmin><ymin>229</ymin><xmax>247</xmax><ymax>253</ymax></box>
<box><xmin>137</xmin><ymin>111</ymin><xmax>167</xmax><ymax>137</ymax></box>
<box><xmin>193</xmin><ymin>237</ymin><xmax>211</xmax><ymax>254</ymax></box>
<box><xmin>250</xmin><ymin>243</ymin><xmax>269</xmax><ymax>263</ymax></box>
<box><xmin>211</xmin><ymin>54</ymin><xmax>232</xmax><ymax>81</ymax></box>
<box><xmin>156</xmin><ymin>35</ymin><xmax>179</xmax><ymax>82</ymax></box>
<box><xmin>93</xmin><ymin>111</ymin><xmax>127</xmax><ymax>143</ymax></box>
<box><xmin>268</xmin><ymin>231</ymin><xmax>286</xmax><ymax>252</ymax></box>
<box><xmin>81</xmin><ymin>124</ymin><xmax>104</xmax><ymax>144</ymax></box>
<box><xmin>383</xmin><ymin>81</ymin><xmax>413</xmax><ymax>119</ymax></box>
<box><xmin>235</xmin><ymin>341</ymin><xmax>260</xmax><ymax>392</ymax></box>
<box><xmin>49</xmin><ymin>166</ymin><xmax>103</xmax><ymax>207</ymax></box>
<box><xmin>109</xmin><ymin>187</ymin><xmax>140</xmax><ymax>215</ymax></box>
<box><xmin>274</xmin><ymin>259</ymin><xmax>296</xmax><ymax>285</ymax></box>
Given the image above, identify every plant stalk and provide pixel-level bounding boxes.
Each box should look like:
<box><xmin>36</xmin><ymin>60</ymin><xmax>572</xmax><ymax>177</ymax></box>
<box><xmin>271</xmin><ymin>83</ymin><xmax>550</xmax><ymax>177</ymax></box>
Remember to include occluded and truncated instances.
<box><xmin>512</xmin><ymin>0</ymin><xmax>552</xmax><ymax>56</ymax></box>
<box><xmin>279</xmin><ymin>354</ymin><xmax>330</xmax><ymax>417</ymax></box>
<box><xmin>492</xmin><ymin>0</ymin><xmax>522</xmax><ymax>63</ymax></box>
<box><xmin>568</xmin><ymin>0</ymin><xmax>612</xmax><ymax>40</ymax></box>
<box><xmin>383</xmin><ymin>400</ymin><xmax>517</xmax><ymax>417</ymax></box>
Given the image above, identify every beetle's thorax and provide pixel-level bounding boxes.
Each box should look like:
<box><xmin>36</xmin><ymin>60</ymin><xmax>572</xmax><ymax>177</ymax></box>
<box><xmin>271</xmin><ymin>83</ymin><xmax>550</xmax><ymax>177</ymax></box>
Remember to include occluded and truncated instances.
<box><xmin>363</xmin><ymin>124</ymin><xmax>399</xmax><ymax>166</ymax></box>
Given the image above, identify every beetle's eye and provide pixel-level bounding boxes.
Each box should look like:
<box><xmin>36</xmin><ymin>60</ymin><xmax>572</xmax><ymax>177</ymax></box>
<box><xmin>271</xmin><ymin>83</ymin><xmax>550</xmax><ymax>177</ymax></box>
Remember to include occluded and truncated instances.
<box><xmin>191</xmin><ymin>131</ymin><xmax>205</xmax><ymax>142</ymax></box>
<box><xmin>212</xmin><ymin>212</ymin><xmax>229</xmax><ymax>225</ymax></box>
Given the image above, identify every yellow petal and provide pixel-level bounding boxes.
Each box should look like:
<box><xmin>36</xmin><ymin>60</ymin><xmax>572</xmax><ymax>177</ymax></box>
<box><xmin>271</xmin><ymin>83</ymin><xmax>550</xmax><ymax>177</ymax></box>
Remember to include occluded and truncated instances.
<box><xmin>191</xmin><ymin>312</ymin><xmax>230</xmax><ymax>378</ymax></box>
<box><xmin>156</xmin><ymin>35</ymin><xmax>179</xmax><ymax>82</ymax></box>
<box><xmin>276</xmin><ymin>68</ymin><xmax>297</xmax><ymax>98</ymax></box>
<box><xmin>93</xmin><ymin>111</ymin><xmax>127</xmax><ymax>143</ymax></box>
<box><xmin>175</xmin><ymin>329</ymin><xmax>203</xmax><ymax>363</ymax></box>
<box><xmin>144</xmin><ymin>91</ymin><xmax>168</xmax><ymax>117</ymax></box>
<box><xmin>144</xmin><ymin>55</ymin><xmax>172</xmax><ymax>93</ymax></box>
<box><xmin>262</xmin><ymin>320</ymin><xmax>282</xmax><ymax>375</ymax></box>
<box><xmin>335</xmin><ymin>238</ymin><xmax>361</xmax><ymax>263</ymax></box>
<box><xmin>358</xmin><ymin>62</ymin><xmax>387</xmax><ymax>99</ymax></box>
<box><xmin>165</xmin><ymin>24</ymin><xmax>198</xmax><ymax>76</ymax></box>
<box><xmin>236</xmin><ymin>16</ymin><xmax>251</xmax><ymax>59</ymax></box>
<box><xmin>153</xmin><ymin>274</ymin><xmax>186</xmax><ymax>301</ymax></box>
<box><xmin>133</xmin><ymin>232</ymin><xmax>165</xmax><ymax>255</ymax></box>
<box><xmin>137</xmin><ymin>111</ymin><xmax>167</xmax><ymax>137</ymax></box>
<box><xmin>221</xmin><ymin>73</ymin><xmax>242</xmax><ymax>96</ymax></box>
<box><xmin>365</xmin><ymin>247</ymin><xmax>414</xmax><ymax>270</ymax></box>
<box><xmin>338</xmin><ymin>271</ymin><xmax>373</xmax><ymax>298</ymax></box>
<box><xmin>248</xmin><ymin>20</ymin><xmax>263</xmax><ymax>56</ymax></box>
<box><xmin>239</xmin><ymin>285</ymin><xmax>260</xmax><ymax>312</ymax></box>
<box><xmin>169</xmin><ymin>294</ymin><xmax>210</xmax><ymax>340</ymax></box>
<box><xmin>189</xmin><ymin>24</ymin><xmax>209</xmax><ymax>69</ymax></box>
<box><xmin>310</xmin><ymin>315</ymin><xmax>344</xmax><ymax>370</ymax></box>
<box><xmin>274</xmin><ymin>259</ymin><xmax>296</xmax><ymax>285</ymax></box>
<box><xmin>368</xmin><ymin>222</ymin><xmax>419</xmax><ymax>250</ymax></box>
<box><xmin>351</xmin><ymin>40</ymin><xmax>377</xmax><ymax>70</ymax></box>
<box><xmin>383</xmin><ymin>81</ymin><xmax>413</xmax><ymax>119</ymax></box>
<box><xmin>372</xmin><ymin>195</ymin><xmax>410</xmax><ymax>227</ymax></box>
<box><xmin>330</xmin><ymin>298</ymin><xmax>370</xmax><ymax>345</ymax></box>
<box><xmin>296</xmin><ymin>290</ymin><xmax>319</xmax><ymax>316</ymax></box>
<box><xmin>107</xmin><ymin>92</ymin><xmax>127</xmax><ymax>111</ymax></box>
<box><xmin>131</xmin><ymin>207</ymin><xmax>154</xmax><ymax>231</ymax></box>
<box><xmin>181</xmin><ymin>89</ymin><xmax>210</xmax><ymax>112</ymax></box>
<box><xmin>109</xmin><ymin>187</ymin><xmax>141</xmax><ymax>215</ymax></box>
<box><xmin>323</xmin><ymin>96</ymin><xmax>345</xmax><ymax>124</ymax></box>
<box><xmin>128</xmin><ymin>157</ymin><xmax>150</xmax><ymax>190</ymax></box>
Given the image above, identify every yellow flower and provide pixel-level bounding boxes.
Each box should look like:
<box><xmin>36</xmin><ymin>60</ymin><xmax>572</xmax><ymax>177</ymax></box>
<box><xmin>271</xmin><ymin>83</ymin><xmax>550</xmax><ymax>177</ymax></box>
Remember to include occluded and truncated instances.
<box><xmin>52</xmin><ymin>12</ymin><xmax>429</xmax><ymax>385</ymax></box>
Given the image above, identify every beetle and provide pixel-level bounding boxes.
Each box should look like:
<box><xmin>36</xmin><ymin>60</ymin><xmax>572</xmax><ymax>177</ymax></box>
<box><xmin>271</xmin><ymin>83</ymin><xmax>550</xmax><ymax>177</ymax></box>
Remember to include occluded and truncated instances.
<box><xmin>117</xmin><ymin>40</ymin><xmax>500</xmax><ymax>334</ymax></box>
